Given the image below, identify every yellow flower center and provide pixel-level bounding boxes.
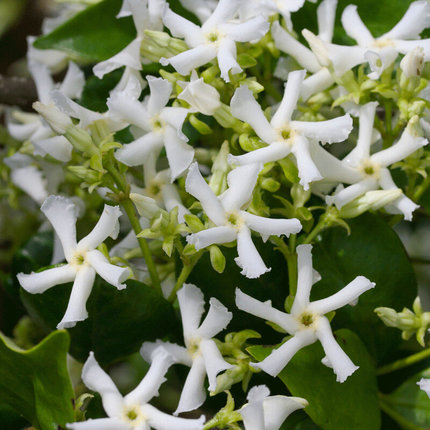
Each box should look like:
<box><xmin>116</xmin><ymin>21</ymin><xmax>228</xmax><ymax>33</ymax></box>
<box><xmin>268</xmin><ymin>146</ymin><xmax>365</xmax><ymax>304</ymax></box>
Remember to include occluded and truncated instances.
<box><xmin>226</xmin><ymin>211</ymin><xmax>244</xmax><ymax>229</ymax></box>
<box><xmin>359</xmin><ymin>159</ymin><xmax>380</xmax><ymax>178</ymax></box>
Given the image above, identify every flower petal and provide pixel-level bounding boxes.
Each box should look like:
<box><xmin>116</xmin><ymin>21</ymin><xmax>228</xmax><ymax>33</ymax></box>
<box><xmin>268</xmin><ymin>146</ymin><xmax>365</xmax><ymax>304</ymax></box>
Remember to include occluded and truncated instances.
<box><xmin>78</xmin><ymin>205</ymin><xmax>122</xmax><ymax>251</ymax></box>
<box><xmin>301</xmin><ymin>68</ymin><xmax>335</xmax><ymax>101</ymax></box>
<box><xmin>177</xmin><ymin>283</ymin><xmax>205</xmax><ymax>339</ymax></box>
<box><xmin>145</xmin><ymin>403</ymin><xmax>205</xmax><ymax>430</ymax></box>
<box><xmin>28</xmin><ymin>60</ymin><xmax>54</xmax><ymax>105</ymax></box>
<box><xmin>263</xmin><ymin>396</ymin><xmax>308</xmax><ymax>430</ymax></box>
<box><xmin>141</xmin><ymin>340</ymin><xmax>192</xmax><ymax>366</ymax></box>
<box><xmin>228</xmin><ymin>142</ymin><xmax>291</xmax><ymax>166</ymax></box>
<box><xmin>326</xmin><ymin>178</ymin><xmax>378</xmax><ymax>209</ymax></box>
<box><xmin>164</xmin><ymin>126</ymin><xmax>195</xmax><ymax>180</ymax></box>
<box><xmin>203</xmin><ymin>0</ymin><xmax>241</xmax><ymax>28</ymax></box>
<box><xmin>291</xmin><ymin>244</ymin><xmax>314</xmax><ymax>314</ymax></box>
<box><xmin>340</xmin><ymin>5</ymin><xmax>374</xmax><ymax>46</ymax></box>
<box><xmin>160</xmin><ymin>107</ymin><xmax>189</xmax><ymax>140</ymax></box>
<box><xmin>317</xmin><ymin>0</ymin><xmax>337</xmax><ymax>43</ymax></box>
<box><xmin>33</xmin><ymin>135</ymin><xmax>72</xmax><ymax>162</ymax></box>
<box><xmin>162</xmin><ymin>7</ymin><xmax>202</xmax><ymax>44</ymax></box>
<box><xmin>221</xmin><ymin>16</ymin><xmax>269</xmax><ymax>42</ymax></box>
<box><xmin>316</xmin><ymin>316</ymin><xmax>359</xmax><ymax>382</ymax></box>
<box><xmin>186</xmin><ymin>226</ymin><xmax>237</xmax><ymax>250</ymax></box>
<box><xmin>230</xmin><ymin>85</ymin><xmax>277</xmax><ymax>143</ymax></box>
<box><xmin>161</xmin><ymin>183</ymin><xmax>190</xmax><ymax>223</ymax></box>
<box><xmin>59</xmin><ymin>61</ymin><xmax>85</xmax><ymax>99</ymax></box>
<box><xmin>240</xmin><ymin>396</ymin><xmax>265</xmax><ymax>430</ymax></box>
<box><xmin>147</xmin><ymin>76</ymin><xmax>173</xmax><ymax>117</ymax></box>
<box><xmin>418</xmin><ymin>378</ymin><xmax>430</xmax><ymax>398</ymax></box>
<box><xmin>115</xmin><ymin>132</ymin><xmax>164</xmax><ymax>166</ymax></box>
<box><xmin>197</xmin><ymin>298</ymin><xmax>232</xmax><ymax>339</ymax></box>
<box><xmin>67</xmin><ymin>417</ymin><xmax>130</xmax><ymax>430</ymax></box>
<box><xmin>10</xmin><ymin>166</ymin><xmax>48</xmax><ymax>205</ymax></box>
<box><xmin>235</xmin><ymin>288</ymin><xmax>298</xmax><ymax>334</ymax></box>
<box><xmin>217</xmin><ymin>38</ymin><xmax>242</xmax><ymax>82</ymax></box>
<box><xmin>17</xmin><ymin>264</ymin><xmax>76</xmax><ymax>294</ymax></box>
<box><xmin>365</xmin><ymin>47</ymin><xmax>398</xmax><ymax>80</ymax></box>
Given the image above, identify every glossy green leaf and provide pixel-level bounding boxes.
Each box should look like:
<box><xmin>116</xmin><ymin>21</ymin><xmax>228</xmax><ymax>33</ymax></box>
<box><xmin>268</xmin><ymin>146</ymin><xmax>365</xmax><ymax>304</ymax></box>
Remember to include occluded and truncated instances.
<box><xmin>249</xmin><ymin>329</ymin><xmax>381</xmax><ymax>430</ymax></box>
<box><xmin>380</xmin><ymin>368</ymin><xmax>430</xmax><ymax>429</ymax></box>
<box><xmin>33</xmin><ymin>0</ymin><xmax>135</xmax><ymax>62</ymax></box>
<box><xmin>312</xmin><ymin>213</ymin><xmax>417</xmax><ymax>363</ymax></box>
<box><xmin>0</xmin><ymin>331</ymin><xmax>74</xmax><ymax>430</ymax></box>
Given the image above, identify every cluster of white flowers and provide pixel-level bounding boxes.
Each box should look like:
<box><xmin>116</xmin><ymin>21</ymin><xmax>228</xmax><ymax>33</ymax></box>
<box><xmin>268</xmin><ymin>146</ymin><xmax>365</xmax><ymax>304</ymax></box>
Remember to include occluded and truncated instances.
<box><xmin>6</xmin><ymin>0</ymin><xmax>430</xmax><ymax>427</ymax></box>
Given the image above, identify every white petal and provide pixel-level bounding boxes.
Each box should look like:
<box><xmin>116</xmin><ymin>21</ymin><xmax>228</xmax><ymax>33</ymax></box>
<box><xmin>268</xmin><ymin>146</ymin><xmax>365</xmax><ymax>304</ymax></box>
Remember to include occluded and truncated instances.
<box><xmin>174</xmin><ymin>355</ymin><xmax>207</xmax><ymax>415</ymax></box>
<box><xmin>57</xmin><ymin>266</ymin><xmax>96</xmax><ymax>329</ymax></box>
<box><xmin>317</xmin><ymin>0</ymin><xmax>337</xmax><ymax>43</ymax></box>
<box><xmin>59</xmin><ymin>61</ymin><xmax>85</xmax><ymax>99</ymax></box>
<box><xmin>141</xmin><ymin>340</ymin><xmax>192</xmax><ymax>366</ymax></box>
<box><xmin>125</xmin><ymin>347</ymin><xmax>174</xmax><ymax>404</ymax></box>
<box><xmin>162</xmin><ymin>7</ymin><xmax>202</xmax><ymax>44</ymax></box>
<box><xmin>309</xmin><ymin>276</ymin><xmax>375</xmax><ymax>314</ymax></box>
<box><xmin>160</xmin><ymin>107</ymin><xmax>189</xmax><ymax>140</ymax></box>
<box><xmin>217</xmin><ymin>38</ymin><xmax>242</xmax><ymax>82</ymax></box>
<box><xmin>240</xmin><ymin>398</ymin><xmax>265</xmax><ymax>430</ymax></box>
<box><xmin>185</xmin><ymin>162</ymin><xmax>226</xmax><ymax>226</ymax></box>
<box><xmin>86</xmin><ymin>250</ymin><xmax>130</xmax><ymax>289</ymax></box>
<box><xmin>33</xmin><ymin>135</ymin><xmax>72</xmax><ymax>162</ymax></box>
<box><xmin>316</xmin><ymin>317</ymin><xmax>358</xmax><ymax>382</ymax></box>
<box><xmin>203</xmin><ymin>0</ymin><xmax>242</xmax><ymax>28</ymax></box>
<box><xmin>394</xmin><ymin>39</ymin><xmax>430</xmax><ymax>58</ymax></box>
<box><xmin>93</xmin><ymin>37</ymin><xmax>142</xmax><ymax>79</ymax></box>
<box><xmin>365</xmin><ymin>47</ymin><xmax>398</xmax><ymax>80</ymax></box>
<box><xmin>341</xmin><ymin>5</ymin><xmax>374</xmax><ymax>46</ymax></box>
<box><xmin>291</xmin><ymin>244</ymin><xmax>314</xmax><ymax>314</ymax></box>
<box><xmin>161</xmin><ymin>184</ymin><xmax>190</xmax><ymax>223</ymax></box>
<box><xmin>228</xmin><ymin>142</ymin><xmax>291</xmax><ymax>166</ymax></box>
<box><xmin>147</xmin><ymin>76</ymin><xmax>173</xmax><ymax>117</ymax></box>
<box><xmin>177</xmin><ymin>283</ymin><xmax>205</xmax><ymax>339</ymax></box>
<box><xmin>271</xmin><ymin>22</ymin><xmax>320</xmax><ymax>73</ymax></box>
<box><xmin>242</xmin><ymin>212</ymin><xmax>302</xmax><ymax>242</ymax></box>
<box><xmin>235</xmin><ymin>288</ymin><xmax>298</xmax><ymax>333</ymax></box>
<box><xmin>418</xmin><ymin>378</ymin><xmax>430</xmax><ymax>398</ymax></box>
<box><xmin>67</xmin><ymin>418</ymin><xmax>130</xmax><ymax>430</ymax></box>
<box><xmin>41</xmin><ymin>195</ymin><xmax>78</xmax><ymax>261</ymax></box>
<box><xmin>7</xmin><ymin>119</ymin><xmax>41</xmax><ymax>141</ymax></box>
<box><xmin>17</xmin><ymin>264</ymin><xmax>76</xmax><ymax>294</ymax></box>
<box><xmin>271</xmin><ymin>70</ymin><xmax>306</xmax><ymax>128</ymax></box>
<box><xmin>78</xmin><ymin>205</ymin><xmax>122</xmax><ymax>251</ymax></box>
<box><xmin>235</xmin><ymin>226</ymin><xmax>271</xmax><ymax>278</ymax></box>
<box><xmin>11</xmin><ymin>166</ymin><xmax>48</xmax><ymax>205</ymax></box>
<box><xmin>115</xmin><ymin>132</ymin><xmax>164</xmax><ymax>166</ymax></box>
<box><xmin>198</xmin><ymin>297</ymin><xmax>232</xmax><ymax>339</ymax></box>
<box><xmin>230</xmin><ymin>85</ymin><xmax>277</xmax><ymax>143</ymax></box>
<box><xmin>145</xmin><ymin>403</ymin><xmax>205</xmax><ymax>430</ymax></box>
<box><xmin>221</xmin><ymin>16</ymin><xmax>269</xmax><ymax>42</ymax></box>
<box><xmin>186</xmin><ymin>226</ymin><xmax>237</xmax><ymax>250</ymax></box>
<box><xmin>252</xmin><ymin>330</ymin><xmax>315</xmax><ymax>377</ymax></box>
<box><xmin>382</xmin><ymin>1</ymin><xmax>430</xmax><ymax>40</ymax></box>
<box><xmin>301</xmin><ymin>68</ymin><xmax>335</xmax><ymax>101</ymax></box>
<box><xmin>221</xmin><ymin>164</ymin><xmax>262</xmax><ymax>212</ymax></box>
<box><xmin>247</xmin><ymin>384</ymin><xmax>270</xmax><ymax>402</ymax></box>
<box><xmin>292</xmin><ymin>114</ymin><xmax>353</xmax><ymax>144</ymax></box>
<box><xmin>200</xmin><ymin>338</ymin><xmax>233</xmax><ymax>391</ymax></box>
<box><xmin>263</xmin><ymin>396</ymin><xmax>308</xmax><ymax>430</ymax></box>
<box><xmin>80</xmin><ymin>352</ymin><xmax>124</xmax><ymax>417</ymax></box>
<box><xmin>326</xmin><ymin>178</ymin><xmax>378</xmax><ymax>209</ymax></box>
<box><xmin>28</xmin><ymin>60</ymin><xmax>54</xmax><ymax>104</ymax></box>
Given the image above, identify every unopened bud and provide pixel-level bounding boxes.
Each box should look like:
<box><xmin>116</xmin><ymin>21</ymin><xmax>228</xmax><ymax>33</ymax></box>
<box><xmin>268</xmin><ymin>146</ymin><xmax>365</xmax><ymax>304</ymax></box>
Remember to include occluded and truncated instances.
<box><xmin>209</xmin><ymin>245</ymin><xmax>226</xmax><ymax>273</ymax></box>
<box><xmin>401</xmin><ymin>47</ymin><xmax>425</xmax><ymax>78</ymax></box>
<box><xmin>130</xmin><ymin>193</ymin><xmax>162</xmax><ymax>219</ymax></box>
<box><xmin>33</xmin><ymin>102</ymin><xmax>72</xmax><ymax>134</ymax></box>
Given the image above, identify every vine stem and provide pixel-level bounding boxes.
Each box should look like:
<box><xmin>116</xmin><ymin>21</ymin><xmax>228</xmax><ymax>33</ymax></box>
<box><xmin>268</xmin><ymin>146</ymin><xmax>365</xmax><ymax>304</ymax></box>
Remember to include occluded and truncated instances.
<box><xmin>376</xmin><ymin>348</ymin><xmax>430</xmax><ymax>375</ymax></box>
<box><xmin>302</xmin><ymin>217</ymin><xmax>327</xmax><ymax>245</ymax></box>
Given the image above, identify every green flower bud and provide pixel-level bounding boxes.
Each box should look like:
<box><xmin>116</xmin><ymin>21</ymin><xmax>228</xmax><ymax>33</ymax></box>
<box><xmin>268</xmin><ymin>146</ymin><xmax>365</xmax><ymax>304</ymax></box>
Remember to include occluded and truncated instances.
<box><xmin>209</xmin><ymin>245</ymin><xmax>226</xmax><ymax>273</ymax></box>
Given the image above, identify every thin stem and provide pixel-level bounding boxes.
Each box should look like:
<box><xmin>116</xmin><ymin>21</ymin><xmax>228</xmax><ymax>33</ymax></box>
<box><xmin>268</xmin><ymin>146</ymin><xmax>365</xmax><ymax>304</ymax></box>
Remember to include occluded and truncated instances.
<box><xmin>377</xmin><ymin>347</ymin><xmax>430</xmax><ymax>375</ymax></box>
<box><xmin>379</xmin><ymin>394</ymin><xmax>422</xmax><ymax>430</ymax></box>
<box><xmin>413</xmin><ymin>175</ymin><xmax>430</xmax><ymax>202</ymax></box>
<box><xmin>271</xmin><ymin>236</ymin><xmax>297</xmax><ymax>295</ymax></box>
<box><xmin>302</xmin><ymin>217</ymin><xmax>327</xmax><ymax>244</ymax></box>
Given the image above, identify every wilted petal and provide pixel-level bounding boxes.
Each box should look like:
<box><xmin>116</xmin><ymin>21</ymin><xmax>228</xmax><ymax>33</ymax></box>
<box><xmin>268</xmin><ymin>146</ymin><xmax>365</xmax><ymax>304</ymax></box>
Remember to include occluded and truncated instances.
<box><xmin>174</xmin><ymin>355</ymin><xmax>207</xmax><ymax>415</ymax></box>
<box><xmin>67</xmin><ymin>417</ymin><xmax>130</xmax><ymax>430</ymax></box>
<box><xmin>317</xmin><ymin>0</ymin><xmax>337</xmax><ymax>43</ymax></box>
<box><xmin>228</xmin><ymin>142</ymin><xmax>291</xmax><ymax>166</ymax></box>
<box><xmin>340</xmin><ymin>5</ymin><xmax>374</xmax><ymax>46</ymax></box>
<box><xmin>17</xmin><ymin>264</ymin><xmax>76</xmax><ymax>294</ymax></box>
<box><xmin>185</xmin><ymin>162</ymin><xmax>226</xmax><ymax>226</ymax></box>
<box><xmin>309</xmin><ymin>276</ymin><xmax>375</xmax><ymax>314</ymax></box>
<box><xmin>221</xmin><ymin>16</ymin><xmax>269</xmax><ymax>42</ymax></box>
<box><xmin>198</xmin><ymin>298</ymin><xmax>232</xmax><ymax>339</ymax></box>
<box><xmin>291</xmin><ymin>244</ymin><xmax>314</xmax><ymax>314</ymax></box>
<box><xmin>11</xmin><ymin>166</ymin><xmax>48</xmax><ymax>205</ymax></box>
<box><xmin>57</xmin><ymin>265</ymin><xmax>96</xmax><ymax>329</ymax></box>
<box><xmin>301</xmin><ymin>68</ymin><xmax>334</xmax><ymax>101</ymax></box>
<box><xmin>242</xmin><ymin>212</ymin><xmax>302</xmax><ymax>242</ymax></box>
<box><xmin>80</xmin><ymin>352</ymin><xmax>124</xmax><ymax>417</ymax></box>
<box><xmin>78</xmin><ymin>205</ymin><xmax>122</xmax><ymax>250</ymax></box>
<box><xmin>115</xmin><ymin>132</ymin><xmax>164</xmax><ymax>166</ymax></box>
<box><xmin>316</xmin><ymin>316</ymin><xmax>358</xmax><ymax>382</ymax></box>
<box><xmin>326</xmin><ymin>178</ymin><xmax>378</xmax><ymax>209</ymax></box>
<box><xmin>147</xmin><ymin>76</ymin><xmax>173</xmax><ymax>117</ymax></box>
<box><xmin>164</xmin><ymin>126</ymin><xmax>194</xmax><ymax>180</ymax></box>
<box><xmin>230</xmin><ymin>85</ymin><xmax>277</xmax><ymax>143</ymax></box>
<box><xmin>235</xmin><ymin>226</ymin><xmax>270</xmax><ymax>278</ymax></box>
<box><xmin>86</xmin><ymin>250</ymin><xmax>130</xmax><ymax>289</ymax></box>
<box><xmin>217</xmin><ymin>38</ymin><xmax>242</xmax><ymax>82</ymax></box>
<box><xmin>177</xmin><ymin>283</ymin><xmax>205</xmax><ymax>338</ymax></box>
<box><xmin>235</xmin><ymin>288</ymin><xmax>298</xmax><ymax>333</ymax></box>
<box><xmin>263</xmin><ymin>396</ymin><xmax>308</xmax><ymax>430</ymax></box>
<box><xmin>186</xmin><ymin>226</ymin><xmax>237</xmax><ymax>250</ymax></box>
<box><xmin>145</xmin><ymin>403</ymin><xmax>205</xmax><ymax>430</ymax></box>
<box><xmin>33</xmin><ymin>135</ymin><xmax>72</xmax><ymax>162</ymax></box>
<box><xmin>41</xmin><ymin>195</ymin><xmax>78</xmax><ymax>261</ymax></box>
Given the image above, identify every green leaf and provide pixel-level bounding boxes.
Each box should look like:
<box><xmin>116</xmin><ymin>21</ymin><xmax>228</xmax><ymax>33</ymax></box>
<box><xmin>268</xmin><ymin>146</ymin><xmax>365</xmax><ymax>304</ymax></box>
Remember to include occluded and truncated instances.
<box><xmin>33</xmin><ymin>0</ymin><xmax>135</xmax><ymax>62</ymax></box>
<box><xmin>249</xmin><ymin>329</ymin><xmax>381</xmax><ymax>430</ymax></box>
<box><xmin>380</xmin><ymin>368</ymin><xmax>430</xmax><ymax>429</ymax></box>
<box><xmin>0</xmin><ymin>331</ymin><xmax>74</xmax><ymax>430</ymax></box>
<box><xmin>312</xmin><ymin>213</ymin><xmax>417</xmax><ymax>363</ymax></box>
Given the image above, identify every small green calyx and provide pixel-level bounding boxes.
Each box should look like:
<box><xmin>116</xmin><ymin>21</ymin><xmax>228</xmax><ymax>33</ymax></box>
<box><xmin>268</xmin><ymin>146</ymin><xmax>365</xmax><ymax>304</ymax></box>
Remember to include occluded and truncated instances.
<box><xmin>300</xmin><ymin>312</ymin><xmax>314</xmax><ymax>327</ymax></box>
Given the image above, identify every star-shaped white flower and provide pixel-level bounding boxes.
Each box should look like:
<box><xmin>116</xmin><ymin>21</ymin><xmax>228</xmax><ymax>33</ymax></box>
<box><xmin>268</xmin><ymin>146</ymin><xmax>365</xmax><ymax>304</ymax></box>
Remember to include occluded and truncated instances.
<box><xmin>110</xmin><ymin>76</ymin><xmax>194</xmax><ymax>181</ymax></box>
<box><xmin>311</xmin><ymin>102</ymin><xmax>428</xmax><ymax>220</ymax></box>
<box><xmin>185</xmin><ymin>162</ymin><xmax>302</xmax><ymax>278</ymax></box>
<box><xmin>160</xmin><ymin>0</ymin><xmax>270</xmax><ymax>82</ymax></box>
<box><xmin>17</xmin><ymin>195</ymin><xmax>130</xmax><ymax>329</ymax></box>
<box><xmin>178</xmin><ymin>0</ymin><xmax>217</xmax><ymax>23</ymax></box>
<box><xmin>141</xmin><ymin>283</ymin><xmax>233</xmax><ymax>415</ymax></box>
<box><xmin>67</xmin><ymin>348</ymin><xmax>205</xmax><ymax>430</ymax></box>
<box><xmin>239</xmin><ymin>385</ymin><xmax>308</xmax><ymax>430</ymax></box>
<box><xmin>236</xmin><ymin>244</ymin><xmax>375</xmax><ymax>382</ymax></box>
<box><xmin>228</xmin><ymin>72</ymin><xmax>353</xmax><ymax>190</ymax></box>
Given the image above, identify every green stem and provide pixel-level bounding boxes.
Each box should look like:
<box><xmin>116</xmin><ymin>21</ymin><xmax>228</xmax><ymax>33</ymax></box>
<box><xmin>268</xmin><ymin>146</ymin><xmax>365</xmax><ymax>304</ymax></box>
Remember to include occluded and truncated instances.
<box><xmin>413</xmin><ymin>175</ymin><xmax>430</xmax><ymax>202</ymax></box>
<box><xmin>303</xmin><ymin>217</ymin><xmax>327</xmax><ymax>244</ymax></box>
<box><xmin>379</xmin><ymin>394</ymin><xmax>422</xmax><ymax>430</ymax></box>
<box><xmin>377</xmin><ymin>348</ymin><xmax>430</xmax><ymax>375</ymax></box>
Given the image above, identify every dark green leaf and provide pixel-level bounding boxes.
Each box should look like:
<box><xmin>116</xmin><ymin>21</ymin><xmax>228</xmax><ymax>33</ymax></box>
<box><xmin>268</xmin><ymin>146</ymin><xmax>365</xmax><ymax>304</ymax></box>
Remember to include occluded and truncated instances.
<box><xmin>33</xmin><ymin>0</ymin><xmax>135</xmax><ymax>62</ymax></box>
<box><xmin>0</xmin><ymin>331</ymin><xmax>74</xmax><ymax>430</ymax></box>
<box><xmin>312</xmin><ymin>213</ymin><xmax>417</xmax><ymax>363</ymax></box>
<box><xmin>249</xmin><ymin>329</ymin><xmax>381</xmax><ymax>430</ymax></box>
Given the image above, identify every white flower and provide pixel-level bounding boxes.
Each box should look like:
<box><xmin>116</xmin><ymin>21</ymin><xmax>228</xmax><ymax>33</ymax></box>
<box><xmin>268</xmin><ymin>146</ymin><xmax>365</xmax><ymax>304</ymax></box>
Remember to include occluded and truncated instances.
<box><xmin>185</xmin><ymin>162</ymin><xmax>302</xmax><ymax>278</ymax></box>
<box><xmin>111</xmin><ymin>76</ymin><xmax>194</xmax><ymax>181</ymax></box>
<box><xmin>160</xmin><ymin>0</ymin><xmax>270</xmax><ymax>82</ymax></box>
<box><xmin>228</xmin><ymin>73</ymin><xmax>353</xmax><ymax>190</ymax></box>
<box><xmin>418</xmin><ymin>378</ymin><xmax>430</xmax><ymax>398</ymax></box>
<box><xmin>311</xmin><ymin>102</ymin><xmax>428</xmax><ymax>220</ymax></box>
<box><xmin>177</xmin><ymin>71</ymin><xmax>221</xmax><ymax>116</ymax></box>
<box><xmin>178</xmin><ymin>0</ymin><xmax>217</xmax><ymax>23</ymax></box>
<box><xmin>141</xmin><ymin>283</ymin><xmax>233</xmax><ymax>414</ymax></box>
<box><xmin>67</xmin><ymin>348</ymin><xmax>205</xmax><ymax>430</ymax></box>
<box><xmin>239</xmin><ymin>385</ymin><xmax>308</xmax><ymax>430</ymax></box>
<box><xmin>17</xmin><ymin>196</ymin><xmax>130</xmax><ymax>329</ymax></box>
<box><xmin>236</xmin><ymin>244</ymin><xmax>375</xmax><ymax>382</ymax></box>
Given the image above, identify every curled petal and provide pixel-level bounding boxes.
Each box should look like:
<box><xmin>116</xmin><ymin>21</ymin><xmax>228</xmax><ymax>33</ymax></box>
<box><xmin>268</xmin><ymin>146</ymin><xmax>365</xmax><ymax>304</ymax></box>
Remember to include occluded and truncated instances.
<box><xmin>365</xmin><ymin>47</ymin><xmax>398</xmax><ymax>80</ymax></box>
<box><xmin>160</xmin><ymin>107</ymin><xmax>189</xmax><ymax>140</ymax></box>
<box><xmin>291</xmin><ymin>244</ymin><xmax>314</xmax><ymax>314</ymax></box>
<box><xmin>217</xmin><ymin>38</ymin><xmax>242</xmax><ymax>82</ymax></box>
<box><xmin>67</xmin><ymin>417</ymin><xmax>130</xmax><ymax>430</ymax></box>
<box><xmin>86</xmin><ymin>250</ymin><xmax>129</xmax><ymax>289</ymax></box>
<box><xmin>7</xmin><ymin>119</ymin><xmax>41</xmax><ymax>141</ymax></box>
<box><xmin>240</xmin><ymin>396</ymin><xmax>265</xmax><ymax>430</ymax></box>
<box><xmin>11</xmin><ymin>166</ymin><xmax>48</xmax><ymax>205</ymax></box>
<box><xmin>32</xmin><ymin>135</ymin><xmax>72</xmax><ymax>162</ymax></box>
<box><xmin>177</xmin><ymin>283</ymin><xmax>205</xmax><ymax>339</ymax></box>
<box><xmin>198</xmin><ymin>298</ymin><xmax>232</xmax><ymax>339</ymax></box>
<box><xmin>221</xmin><ymin>16</ymin><xmax>269</xmax><ymax>43</ymax></box>
<box><xmin>162</xmin><ymin>7</ymin><xmax>202</xmax><ymax>44</ymax></box>
<box><xmin>316</xmin><ymin>317</ymin><xmax>359</xmax><ymax>382</ymax></box>
<box><xmin>186</xmin><ymin>226</ymin><xmax>237</xmax><ymax>250</ymax></box>
<box><xmin>17</xmin><ymin>264</ymin><xmax>76</xmax><ymax>294</ymax></box>
<box><xmin>145</xmin><ymin>403</ymin><xmax>205</xmax><ymax>430</ymax></box>
<box><xmin>78</xmin><ymin>205</ymin><xmax>122</xmax><ymax>251</ymax></box>
<box><xmin>341</xmin><ymin>5</ymin><xmax>374</xmax><ymax>46</ymax></box>
<box><xmin>115</xmin><ymin>133</ymin><xmax>164</xmax><ymax>166</ymax></box>
<box><xmin>326</xmin><ymin>178</ymin><xmax>378</xmax><ymax>209</ymax></box>
<box><xmin>147</xmin><ymin>76</ymin><xmax>173</xmax><ymax>117</ymax></box>
<box><xmin>141</xmin><ymin>340</ymin><xmax>192</xmax><ymax>366</ymax></box>
<box><xmin>263</xmin><ymin>396</ymin><xmax>308</xmax><ymax>430</ymax></box>
<box><xmin>229</xmin><ymin>142</ymin><xmax>291</xmax><ymax>166</ymax></box>
<box><xmin>60</xmin><ymin>61</ymin><xmax>85</xmax><ymax>99</ymax></box>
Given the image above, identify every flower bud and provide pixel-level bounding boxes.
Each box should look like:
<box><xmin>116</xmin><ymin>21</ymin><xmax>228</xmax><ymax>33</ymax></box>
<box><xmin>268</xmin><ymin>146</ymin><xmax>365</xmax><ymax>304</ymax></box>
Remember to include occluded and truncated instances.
<box><xmin>130</xmin><ymin>193</ymin><xmax>162</xmax><ymax>220</ymax></box>
<box><xmin>400</xmin><ymin>47</ymin><xmax>425</xmax><ymax>78</ymax></box>
<box><xmin>33</xmin><ymin>102</ymin><xmax>72</xmax><ymax>134</ymax></box>
<box><xmin>210</xmin><ymin>245</ymin><xmax>226</xmax><ymax>273</ymax></box>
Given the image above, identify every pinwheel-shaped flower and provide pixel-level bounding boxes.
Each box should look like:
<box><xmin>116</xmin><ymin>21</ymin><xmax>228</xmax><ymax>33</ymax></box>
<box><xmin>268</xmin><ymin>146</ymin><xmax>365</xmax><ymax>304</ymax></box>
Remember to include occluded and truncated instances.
<box><xmin>141</xmin><ymin>283</ymin><xmax>233</xmax><ymax>415</ymax></box>
<box><xmin>236</xmin><ymin>244</ymin><xmax>375</xmax><ymax>382</ymax></box>
<box><xmin>160</xmin><ymin>0</ymin><xmax>269</xmax><ymax>81</ymax></box>
<box><xmin>239</xmin><ymin>385</ymin><xmax>308</xmax><ymax>430</ymax></box>
<box><xmin>110</xmin><ymin>76</ymin><xmax>194</xmax><ymax>181</ymax></box>
<box><xmin>185</xmin><ymin>162</ymin><xmax>302</xmax><ymax>278</ymax></box>
<box><xmin>67</xmin><ymin>348</ymin><xmax>205</xmax><ymax>430</ymax></box>
<box><xmin>17</xmin><ymin>196</ymin><xmax>130</xmax><ymax>329</ymax></box>
<box><xmin>311</xmin><ymin>102</ymin><xmax>428</xmax><ymax>220</ymax></box>
<box><xmin>229</xmin><ymin>71</ymin><xmax>352</xmax><ymax>190</ymax></box>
